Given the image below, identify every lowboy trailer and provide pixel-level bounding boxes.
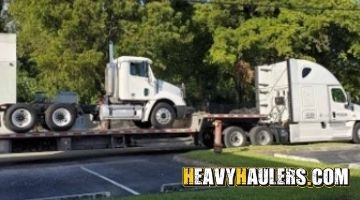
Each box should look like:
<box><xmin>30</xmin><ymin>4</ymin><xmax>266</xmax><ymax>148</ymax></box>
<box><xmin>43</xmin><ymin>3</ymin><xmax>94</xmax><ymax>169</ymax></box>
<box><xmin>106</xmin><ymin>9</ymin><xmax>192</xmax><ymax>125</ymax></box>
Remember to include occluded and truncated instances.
<box><xmin>0</xmin><ymin>113</ymin><xmax>268</xmax><ymax>153</ymax></box>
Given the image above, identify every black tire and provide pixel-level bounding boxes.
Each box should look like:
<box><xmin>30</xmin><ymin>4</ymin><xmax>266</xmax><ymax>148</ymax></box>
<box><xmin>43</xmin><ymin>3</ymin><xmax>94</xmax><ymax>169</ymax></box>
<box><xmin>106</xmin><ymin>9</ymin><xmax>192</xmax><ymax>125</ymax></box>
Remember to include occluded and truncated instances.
<box><xmin>150</xmin><ymin>102</ymin><xmax>175</xmax><ymax>129</ymax></box>
<box><xmin>45</xmin><ymin>103</ymin><xmax>76</xmax><ymax>131</ymax></box>
<box><xmin>4</xmin><ymin>104</ymin><xmax>37</xmax><ymax>133</ymax></box>
<box><xmin>352</xmin><ymin>123</ymin><xmax>360</xmax><ymax>144</ymax></box>
<box><xmin>223</xmin><ymin>126</ymin><xmax>248</xmax><ymax>148</ymax></box>
<box><xmin>133</xmin><ymin>120</ymin><xmax>152</xmax><ymax>129</ymax></box>
<box><xmin>249</xmin><ymin>126</ymin><xmax>274</xmax><ymax>146</ymax></box>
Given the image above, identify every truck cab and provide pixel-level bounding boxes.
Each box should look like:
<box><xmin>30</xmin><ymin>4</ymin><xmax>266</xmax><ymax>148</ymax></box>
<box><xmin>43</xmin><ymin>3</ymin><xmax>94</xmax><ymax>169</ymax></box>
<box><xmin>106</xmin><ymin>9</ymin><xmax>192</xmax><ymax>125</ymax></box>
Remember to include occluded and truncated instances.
<box><xmin>256</xmin><ymin>59</ymin><xmax>360</xmax><ymax>143</ymax></box>
<box><xmin>101</xmin><ymin>56</ymin><xmax>189</xmax><ymax>128</ymax></box>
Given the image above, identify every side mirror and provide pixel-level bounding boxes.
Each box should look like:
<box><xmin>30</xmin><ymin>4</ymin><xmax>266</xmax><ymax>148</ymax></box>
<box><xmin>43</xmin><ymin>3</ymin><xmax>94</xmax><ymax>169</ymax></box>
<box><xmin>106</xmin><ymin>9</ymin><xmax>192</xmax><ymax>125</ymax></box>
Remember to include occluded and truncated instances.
<box><xmin>345</xmin><ymin>92</ymin><xmax>354</xmax><ymax>111</ymax></box>
<box><xmin>181</xmin><ymin>83</ymin><xmax>186</xmax><ymax>99</ymax></box>
<box><xmin>147</xmin><ymin>65</ymin><xmax>155</xmax><ymax>83</ymax></box>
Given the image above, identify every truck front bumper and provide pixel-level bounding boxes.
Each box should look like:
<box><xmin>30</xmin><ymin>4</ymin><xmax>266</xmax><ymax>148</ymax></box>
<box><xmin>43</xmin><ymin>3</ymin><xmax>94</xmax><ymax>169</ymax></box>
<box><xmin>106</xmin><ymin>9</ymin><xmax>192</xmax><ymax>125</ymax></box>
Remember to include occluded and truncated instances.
<box><xmin>175</xmin><ymin>106</ymin><xmax>194</xmax><ymax>118</ymax></box>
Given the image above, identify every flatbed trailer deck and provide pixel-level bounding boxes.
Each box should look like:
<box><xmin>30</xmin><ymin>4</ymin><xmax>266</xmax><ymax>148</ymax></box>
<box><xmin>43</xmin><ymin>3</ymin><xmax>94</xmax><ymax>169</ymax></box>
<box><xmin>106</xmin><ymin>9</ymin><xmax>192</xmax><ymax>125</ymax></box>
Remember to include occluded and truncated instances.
<box><xmin>0</xmin><ymin>113</ymin><xmax>267</xmax><ymax>153</ymax></box>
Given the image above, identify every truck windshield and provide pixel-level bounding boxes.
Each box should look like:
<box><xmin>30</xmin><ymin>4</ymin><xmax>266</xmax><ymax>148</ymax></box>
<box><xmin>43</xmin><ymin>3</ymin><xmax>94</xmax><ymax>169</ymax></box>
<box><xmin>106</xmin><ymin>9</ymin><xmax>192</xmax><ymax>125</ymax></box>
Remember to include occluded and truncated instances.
<box><xmin>130</xmin><ymin>62</ymin><xmax>148</xmax><ymax>77</ymax></box>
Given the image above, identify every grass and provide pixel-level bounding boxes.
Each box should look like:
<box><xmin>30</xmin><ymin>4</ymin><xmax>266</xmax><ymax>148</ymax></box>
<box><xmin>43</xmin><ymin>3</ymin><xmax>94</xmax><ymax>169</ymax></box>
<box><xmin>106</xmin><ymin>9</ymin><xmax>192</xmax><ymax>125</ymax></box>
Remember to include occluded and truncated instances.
<box><xmin>120</xmin><ymin>143</ymin><xmax>360</xmax><ymax>200</ymax></box>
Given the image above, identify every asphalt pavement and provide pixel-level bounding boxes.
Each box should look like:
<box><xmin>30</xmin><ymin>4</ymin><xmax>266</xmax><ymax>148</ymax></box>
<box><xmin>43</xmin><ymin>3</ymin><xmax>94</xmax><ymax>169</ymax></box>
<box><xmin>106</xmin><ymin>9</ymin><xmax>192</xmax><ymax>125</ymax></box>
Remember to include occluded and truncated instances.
<box><xmin>284</xmin><ymin>148</ymin><xmax>360</xmax><ymax>164</ymax></box>
<box><xmin>1</xmin><ymin>142</ymin><xmax>359</xmax><ymax>200</ymax></box>
<box><xmin>0</xmin><ymin>152</ymin><xmax>187</xmax><ymax>200</ymax></box>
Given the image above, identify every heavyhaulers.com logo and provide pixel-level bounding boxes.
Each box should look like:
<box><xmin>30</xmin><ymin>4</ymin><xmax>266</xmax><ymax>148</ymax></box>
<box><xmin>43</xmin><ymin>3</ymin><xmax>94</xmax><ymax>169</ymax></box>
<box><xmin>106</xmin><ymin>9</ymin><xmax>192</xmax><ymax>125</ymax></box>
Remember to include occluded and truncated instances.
<box><xmin>182</xmin><ymin>167</ymin><xmax>349</xmax><ymax>187</ymax></box>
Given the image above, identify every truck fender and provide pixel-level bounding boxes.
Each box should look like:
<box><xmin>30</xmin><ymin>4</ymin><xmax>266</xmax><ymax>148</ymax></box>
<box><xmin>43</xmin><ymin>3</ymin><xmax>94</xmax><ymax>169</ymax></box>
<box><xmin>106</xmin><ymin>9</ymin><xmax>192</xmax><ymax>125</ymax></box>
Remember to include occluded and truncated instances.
<box><xmin>142</xmin><ymin>99</ymin><xmax>176</xmax><ymax>122</ymax></box>
<box><xmin>143</xmin><ymin>100</ymin><xmax>157</xmax><ymax>121</ymax></box>
<box><xmin>142</xmin><ymin>91</ymin><xmax>186</xmax><ymax>122</ymax></box>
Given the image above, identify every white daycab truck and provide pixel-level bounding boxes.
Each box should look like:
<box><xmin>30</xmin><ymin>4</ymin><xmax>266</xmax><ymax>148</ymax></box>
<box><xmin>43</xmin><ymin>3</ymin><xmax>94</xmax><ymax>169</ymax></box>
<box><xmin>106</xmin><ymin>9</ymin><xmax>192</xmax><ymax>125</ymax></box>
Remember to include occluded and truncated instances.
<box><xmin>102</xmin><ymin>43</ymin><xmax>189</xmax><ymax>129</ymax></box>
<box><xmin>0</xmin><ymin>33</ymin><xmax>189</xmax><ymax>134</ymax></box>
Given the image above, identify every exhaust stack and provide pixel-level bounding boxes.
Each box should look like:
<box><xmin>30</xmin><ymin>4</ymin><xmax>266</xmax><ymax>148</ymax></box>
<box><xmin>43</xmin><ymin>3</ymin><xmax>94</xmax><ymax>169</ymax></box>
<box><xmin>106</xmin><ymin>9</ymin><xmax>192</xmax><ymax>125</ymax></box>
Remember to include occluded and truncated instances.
<box><xmin>109</xmin><ymin>41</ymin><xmax>114</xmax><ymax>63</ymax></box>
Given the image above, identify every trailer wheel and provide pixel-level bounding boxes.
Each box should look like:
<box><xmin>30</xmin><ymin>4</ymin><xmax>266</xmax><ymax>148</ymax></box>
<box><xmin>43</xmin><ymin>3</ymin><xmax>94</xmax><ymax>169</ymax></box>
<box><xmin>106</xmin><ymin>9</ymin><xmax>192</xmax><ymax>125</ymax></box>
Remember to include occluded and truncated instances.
<box><xmin>150</xmin><ymin>102</ymin><xmax>175</xmax><ymax>129</ymax></box>
<box><xmin>352</xmin><ymin>123</ymin><xmax>360</xmax><ymax>144</ymax></box>
<box><xmin>4</xmin><ymin>104</ymin><xmax>37</xmax><ymax>133</ymax></box>
<box><xmin>45</xmin><ymin>104</ymin><xmax>76</xmax><ymax>131</ymax></box>
<box><xmin>249</xmin><ymin>126</ymin><xmax>274</xmax><ymax>146</ymax></box>
<box><xmin>133</xmin><ymin>120</ymin><xmax>152</xmax><ymax>129</ymax></box>
<box><xmin>223</xmin><ymin>126</ymin><xmax>248</xmax><ymax>148</ymax></box>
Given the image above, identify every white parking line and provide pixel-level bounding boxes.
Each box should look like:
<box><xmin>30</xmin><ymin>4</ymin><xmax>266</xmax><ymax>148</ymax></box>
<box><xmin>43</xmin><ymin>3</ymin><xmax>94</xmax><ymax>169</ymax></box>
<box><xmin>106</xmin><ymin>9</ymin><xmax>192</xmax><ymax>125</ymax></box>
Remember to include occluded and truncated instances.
<box><xmin>80</xmin><ymin>166</ymin><xmax>140</xmax><ymax>195</ymax></box>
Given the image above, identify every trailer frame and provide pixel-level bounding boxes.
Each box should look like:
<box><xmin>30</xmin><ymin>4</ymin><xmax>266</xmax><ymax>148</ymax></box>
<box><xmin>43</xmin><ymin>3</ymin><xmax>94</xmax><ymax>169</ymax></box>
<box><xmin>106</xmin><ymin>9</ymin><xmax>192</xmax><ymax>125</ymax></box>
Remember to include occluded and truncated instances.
<box><xmin>0</xmin><ymin>113</ymin><xmax>267</xmax><ymax>153</ymax></box>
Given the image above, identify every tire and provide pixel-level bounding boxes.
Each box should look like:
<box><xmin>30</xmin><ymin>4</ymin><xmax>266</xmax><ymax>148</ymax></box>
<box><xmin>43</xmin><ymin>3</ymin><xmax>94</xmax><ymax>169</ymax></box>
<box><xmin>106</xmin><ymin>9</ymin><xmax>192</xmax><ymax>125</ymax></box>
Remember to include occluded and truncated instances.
<box><xmin>45</xmin><ymin>103</ymin><xmax>76</xmax><ymax>131</ymax></box>
<box><xmin>4</xmin><ymin>104</ymin><xmax>37</xmax><ymax>133</ymax></box>
<box><xmin>249</xmin><ymin>126</ymin><xmax>274</xmax><ymax>146</ymax></box>
<box><xmin>133</xmin><ymin>120</ymin><xmax>152</xmax><ymax>129</ymax></box>
<box><xmin>150</xmin><ymin>102</ymin><xmax>175</xmax><ymax>129</ymax></box>
<box><xmin>223</xmin><ymin>126</ymin><xmax>248</xmax><ymax>148</ymax></box>
<box><xmin>352</xmin><ymin>123</ymin><xmax>360</xmax><ymax>144</ymax></box>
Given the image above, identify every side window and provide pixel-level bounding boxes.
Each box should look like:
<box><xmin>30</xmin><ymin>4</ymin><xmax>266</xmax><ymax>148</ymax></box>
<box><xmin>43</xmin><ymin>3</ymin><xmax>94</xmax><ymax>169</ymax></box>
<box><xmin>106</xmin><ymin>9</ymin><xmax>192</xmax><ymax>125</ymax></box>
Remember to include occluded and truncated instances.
<box><xmin>130</xmin><ymin>62</ymin><xmax>148</xmax><ymax>77</ymax></box>
<box><xmin>331</xmin><ymin>88</ymin><xmax>346</xmax><ymax>103</ymax></box>
<box><xmin>302</xmin><ymin>67</ymin><xmax>311</xmax><ymax>78</ymax></box>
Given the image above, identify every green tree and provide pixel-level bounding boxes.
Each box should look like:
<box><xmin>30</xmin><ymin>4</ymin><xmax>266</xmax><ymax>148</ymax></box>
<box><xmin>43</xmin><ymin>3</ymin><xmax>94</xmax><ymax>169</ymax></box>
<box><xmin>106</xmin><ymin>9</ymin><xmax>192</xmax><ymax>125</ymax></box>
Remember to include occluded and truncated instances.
<box><xmin>9</xmin><ymin>0</ymin><xmax>360</xmax><ymax>107</ymax></box>
<box><xmin>11</xmin><ymin>0</ymin><xmax>108</xmax><ymax>103</ymax></box>
<box><xmin>10</xmin><ymin>0</ymin><xmax>200</xmax><ymax>104</ymax></box>
<box><xmin>206</xmin><ymin>0</ymin><xmax>360</xmax><ymax>104</ymax></box>
<box><xmin>192</xmin><ymin>0</ymin><xmax>250</xmax><ymax>107</ymax></box>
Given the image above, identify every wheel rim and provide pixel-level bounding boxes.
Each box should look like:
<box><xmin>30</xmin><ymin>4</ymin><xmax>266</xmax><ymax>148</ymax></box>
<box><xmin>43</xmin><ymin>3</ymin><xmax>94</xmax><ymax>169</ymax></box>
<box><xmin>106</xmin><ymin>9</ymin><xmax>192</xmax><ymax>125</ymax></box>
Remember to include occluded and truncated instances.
<box><xmin>357</xmin><ymin>129</ymin><xmax>360</xmax><ymax>139</ymax></box>
<box><xmin>11</xmin><ymin>109</ymin><xmax>32</xmax><ymax>128</ymax></box>
<box><xmin>229</xmin><ymin>131</ymin><xmax>244</xmax><ymax>147</ymax></box>
<box><xmin>257</xmin><ymin>130</ymin><xmax>271</xmax><ymax>145</ymax></box>
<box><xmin>52</xmin><ymin>108</ymin><xmax>72</xmax><ymax>127</ymax></box>
<box><xmin>155</xmin><ymin>108</ymin><xmax>172</xmax><ymax>125</ymax></box>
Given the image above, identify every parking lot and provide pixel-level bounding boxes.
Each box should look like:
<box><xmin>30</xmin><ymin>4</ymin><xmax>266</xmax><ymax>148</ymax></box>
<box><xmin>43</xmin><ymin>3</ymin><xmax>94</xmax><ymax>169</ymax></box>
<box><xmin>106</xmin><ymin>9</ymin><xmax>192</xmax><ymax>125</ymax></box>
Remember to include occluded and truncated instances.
<box><xmin>0</xmin><ymin>143</ymin><xmax>359</xmax><ymax>200</ymax></box>
<box><xmin>0</xmin><ymin>152</ymin><xmax>187</xmax><ymax>200</ymax></box>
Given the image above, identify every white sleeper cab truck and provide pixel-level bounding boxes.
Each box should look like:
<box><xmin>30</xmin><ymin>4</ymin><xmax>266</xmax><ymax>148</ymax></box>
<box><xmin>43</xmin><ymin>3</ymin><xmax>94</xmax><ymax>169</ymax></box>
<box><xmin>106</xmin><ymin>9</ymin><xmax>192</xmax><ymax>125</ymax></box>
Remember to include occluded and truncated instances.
<box><xmin>255</xmin><ymin>59</ymin><xmax>360</xmax><ymax>144</ymax></box>
<box><xmin>0</xmin><ymin>34</ymin><xmax>189</xmax><ymax>134</ymax></box>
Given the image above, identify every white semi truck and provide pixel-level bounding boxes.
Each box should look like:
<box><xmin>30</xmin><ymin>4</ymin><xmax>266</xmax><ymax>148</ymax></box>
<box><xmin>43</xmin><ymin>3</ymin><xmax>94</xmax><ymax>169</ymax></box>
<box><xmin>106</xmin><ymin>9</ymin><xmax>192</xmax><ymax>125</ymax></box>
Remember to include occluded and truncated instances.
<box><xmin>0</xmin><ymin>34</ymin><xmax>190</xmax><ymax>134</ymax></box>
<box><xmin>255</xmin><ymin>59</ymin><xmax>360</xmax><ymax>144</ymax></box>
<box><xmin>0</xmin><ymin>33</ymin><xmax>359</xmax><ymax>153</ymax></box>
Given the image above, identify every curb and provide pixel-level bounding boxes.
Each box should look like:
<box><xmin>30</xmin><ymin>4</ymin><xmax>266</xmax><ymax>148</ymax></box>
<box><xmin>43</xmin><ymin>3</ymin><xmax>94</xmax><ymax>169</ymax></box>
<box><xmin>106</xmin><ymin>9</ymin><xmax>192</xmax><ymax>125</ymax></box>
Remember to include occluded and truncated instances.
<box><xmin>274</xmin><ymin>153</ymin><xmax>321</xmax><ymax>163</ymax></box>
<box><xmin>27</xmin><ymin>191</ymin><xmax>111</xmax><ymax>200</ymax></box>
<box><xmin>160</xmin><ymin>183</ymin><xmax>184</xmax><ymax>193</ymax></box>
<box><xmin>173</xmin><ymin>154</ymin><xmax>214</xmax><ymax>167</ymax></box>
<box><xmin>349</xmin><ymin>163</ymin><xmax>360</xmax><ymax>169</ymax></box>
<box><xmin>0</xmin><ymin>146</ymin><xmax>200</xmax><ymax>164</ymax></box>
<box><xmin>164</xmin><ymin>155</ymin><xmax>217</xmax><ymax>193</ymax></box>
<box><xmin>160</xmin><ymin>182</ymin><xmax>210</xmax><ymax>193</ymax></box>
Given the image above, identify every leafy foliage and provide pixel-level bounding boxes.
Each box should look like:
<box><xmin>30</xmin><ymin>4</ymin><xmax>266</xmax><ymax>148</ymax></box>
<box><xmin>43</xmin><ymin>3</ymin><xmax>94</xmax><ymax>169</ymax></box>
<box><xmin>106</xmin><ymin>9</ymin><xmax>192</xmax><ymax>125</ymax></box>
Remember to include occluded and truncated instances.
<box><xmin>8</xmin><ymin>0</ymin><xmax>360</xmax><ymax>105</ymax></box>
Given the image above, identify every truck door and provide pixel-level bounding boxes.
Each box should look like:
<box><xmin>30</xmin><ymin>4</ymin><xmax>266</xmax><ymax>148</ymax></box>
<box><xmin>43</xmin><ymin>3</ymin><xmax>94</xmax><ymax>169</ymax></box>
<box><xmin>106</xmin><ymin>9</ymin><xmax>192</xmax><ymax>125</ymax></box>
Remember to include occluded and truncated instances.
<box><xmin>128</xmin><ymin>62</ymin><xmax>155</xmax><ymax>100</ymax></box>
<box><xmin>327</xmin><ymin>86</ymin><xmax>353</xmax><ymax>137</ymax></box>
